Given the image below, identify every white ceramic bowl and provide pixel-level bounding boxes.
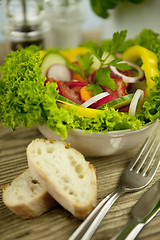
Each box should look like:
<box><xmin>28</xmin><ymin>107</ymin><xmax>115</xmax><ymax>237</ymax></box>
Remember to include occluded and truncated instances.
<box><xmin>37</xmin><ymin>120</ymin><xmax>159</xmax><ymax>157</ymax></box>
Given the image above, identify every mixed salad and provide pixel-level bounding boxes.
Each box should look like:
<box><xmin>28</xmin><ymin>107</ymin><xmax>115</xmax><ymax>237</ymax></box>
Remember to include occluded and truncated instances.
<box><xmin>0</xmin><ymin>29</ymin><xmax>160</xmax><ymax>139</ymax></box>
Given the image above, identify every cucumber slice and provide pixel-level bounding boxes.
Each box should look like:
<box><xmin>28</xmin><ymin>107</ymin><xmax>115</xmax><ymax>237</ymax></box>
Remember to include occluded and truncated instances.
<box><xmin>56</xmin><ymin>95</ymin><xmax>79</xmax><ymax>106</ymax></box>
<box><xmin>41</xmin><ymin>53</ymin><xmax>67</xmax><ymax>78</ymax></box>
<box><xmin>98</xmin><ymin>94</ymin><xmax>134</xmax><ymax>110</ymax></box>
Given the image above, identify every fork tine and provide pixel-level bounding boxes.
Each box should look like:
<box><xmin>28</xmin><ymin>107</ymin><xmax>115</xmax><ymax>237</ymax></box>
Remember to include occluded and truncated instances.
<box><xmin>128</xmin><ymin>135</ymin><xmax>152</xmax><ymax>170</ymax></box>
<box><xmin>146</xmin><ymin>155</ymin><xmax>160</xmax><ymax>184</ymax></box>
<box><xmin>141</xmin><ymin>141</ymin><xmax>160</xmax><ymax>176</ymax></box>
<box><xmin>134</xmin><ymin>136</ymin><xmax>157</xmax><ymax>173</ymax></box>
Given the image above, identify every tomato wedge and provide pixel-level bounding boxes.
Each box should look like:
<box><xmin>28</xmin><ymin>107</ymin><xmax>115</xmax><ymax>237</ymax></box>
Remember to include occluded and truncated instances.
<box><xmin>101</xmin><ymin>77</ymin><xmax>127</xmax><ymax>98</ymax></box>
<box><xmin>57</xmin><ymin>81</ymin><xmax>83</xmax><ymax>105</ymax></box>
<box><xmin>114</xmin><ymin>77</ymin><xmax>128</xmax><ymax>97</ymax></box>
<box><xmin>67</xmin><ymin>80</ymin><xmax>86</xmax><ymax>89</ymax></box>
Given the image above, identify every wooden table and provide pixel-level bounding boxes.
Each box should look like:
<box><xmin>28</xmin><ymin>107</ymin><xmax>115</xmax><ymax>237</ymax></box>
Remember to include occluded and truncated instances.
<box><xmin>0</xmin><ymin>42</ymin><xmax>160</xmax><ymax>240</ymax></box>
<box><xmin>1</xmin><ymin>125</ymin><xmax>160</xmax><ymax>240</ymax></box>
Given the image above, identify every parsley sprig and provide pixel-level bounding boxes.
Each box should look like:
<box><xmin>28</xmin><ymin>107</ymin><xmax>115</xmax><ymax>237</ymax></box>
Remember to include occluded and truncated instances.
<box><xmin>67</xmin><ymin>30</ymin><xmax>130</xmax><ymax>96</ymax></box>
<box><xmin>66</xmin><ymin>52</ymin><xmax>93</xmax><ymax>79</ymax></box>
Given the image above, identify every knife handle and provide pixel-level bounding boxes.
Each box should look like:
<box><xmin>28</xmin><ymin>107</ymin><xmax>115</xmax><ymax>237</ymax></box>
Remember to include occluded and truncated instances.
<box><xmin>111</xmin><ymin>219</ymin><xmax>144</xmax><ymax>240</ymax></box>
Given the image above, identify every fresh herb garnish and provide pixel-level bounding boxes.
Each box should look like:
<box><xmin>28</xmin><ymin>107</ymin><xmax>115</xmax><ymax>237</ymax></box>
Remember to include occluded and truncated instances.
<box><xmin>87</xmin><ymin>83</ymin><xmax>103</xmax><ymax>95</ymax></box>
<box><xmin>78</xmin><ymin>52</ymin><xmax>93</xmax><ymax>78</ymax></box>
<box><xmin>66</xmin><ymin>61</ymin><xmax>82</xmax><ymax>76</ymax></box>
<box><xmin>86</xmin><ymin>31</ymin><xmax>130</xmax><ymax>95</ymax></box>
<box><xmin>110</xmin><ymin>30</ymin><xmax>128</xmax><ymax>54</ymax></box>
<box><xmin>66</xmin><ymin>52</ymin><xmax>93</xmax><ymax>79</ymax></box>
<box><xmin>95</xmin><ymin>68</ymin><xmax>117</xmax><ymax>90</ymax></box>
<box><xmin>109</xmin><ymin>58</ymin><xmax>131</xmax><ymax>71</ymax></box>
<box><xmin>67</xmin><ymin>31</ymin><xmax>131</xmax><ymax>96</ymax></box>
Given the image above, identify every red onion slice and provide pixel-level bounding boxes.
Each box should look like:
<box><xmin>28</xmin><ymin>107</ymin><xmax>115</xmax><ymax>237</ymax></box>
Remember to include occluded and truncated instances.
<box><xmin>46</xmin><ymin>63</ymin><xmax>71</xmax><ymax>82</ymax></box>
<box><xmin>110</xmin><ymin>61</ymin><xmax>144</xmax><ymax>83</ymax></box>
<box><xmin>81</xmin><ymin>92</ymin><xmax>110</xmax><ymax>108</ymax></box>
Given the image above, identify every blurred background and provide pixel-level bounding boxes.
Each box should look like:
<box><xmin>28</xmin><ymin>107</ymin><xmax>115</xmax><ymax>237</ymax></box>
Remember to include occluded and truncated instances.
<box><xmin>0</xmin><ymin>0</ymin><xmax>103</xmax><ymax>46</ymax></box>
<box><xmin>0</xmin><ymin>0</ymin><xmax>160</xmax><ymax>51</ymax></box>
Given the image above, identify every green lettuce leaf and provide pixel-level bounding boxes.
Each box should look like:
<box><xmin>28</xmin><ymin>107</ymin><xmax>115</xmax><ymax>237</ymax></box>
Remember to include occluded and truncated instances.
<box><xmin>0</xmin><ymin>45</ymin><xmax>46</xmax><ymax>129</ymax></box>
<box><xmin>143</xmin><ymin>75</ymin><xmax>160</xmax><ymax>121</ymax></box>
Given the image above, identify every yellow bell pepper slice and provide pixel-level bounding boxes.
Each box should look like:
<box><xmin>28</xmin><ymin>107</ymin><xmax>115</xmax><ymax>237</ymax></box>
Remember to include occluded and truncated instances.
<box><xmin>60</xmin><ymin>47</ymin><xmax>89</xmax><ymax>62</ymax></box>
<box><xmin>35</xmin><ymin>50</ymin><xmax>47</xmax><ymax>59</ymax></box>
<box><xmin>57</xmin><ymin>101</ymin><xmax>104</xmax><ymax>118</ymax></box>
<box><xmin>122</xmin><ymin>45</ymin><xmax>159</xmax><ymax>95</ymax></box>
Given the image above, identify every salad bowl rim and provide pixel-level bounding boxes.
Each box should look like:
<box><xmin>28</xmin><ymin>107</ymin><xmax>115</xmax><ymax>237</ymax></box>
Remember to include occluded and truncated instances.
<box><xmin>65</xmin><ymin>119</ymin><xmax>159</xmax><ymax>138</ymax></box>
<box><xmin>38</xmin><ymin>119</ymin><xmax>159</xmax><ymax>139</ymax></box>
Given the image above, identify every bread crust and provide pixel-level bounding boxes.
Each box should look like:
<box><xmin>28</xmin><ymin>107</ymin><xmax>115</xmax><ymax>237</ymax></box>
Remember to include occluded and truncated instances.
<box><xmin>2</xmin><ymin>169</ymin><xmax>56</xmax><ymax>219</ymax></box>
<box><xmin>2</xmin><ymin>191</ymin><xmax>56</xmax><ymax>219</ymax></box>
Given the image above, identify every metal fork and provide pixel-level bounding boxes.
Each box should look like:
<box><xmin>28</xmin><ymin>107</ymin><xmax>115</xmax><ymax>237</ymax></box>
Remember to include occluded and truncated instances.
<box><xmin>68</xmin><ymin>135</ymin><xmax>160</xmax><ymax>240</ymax></box>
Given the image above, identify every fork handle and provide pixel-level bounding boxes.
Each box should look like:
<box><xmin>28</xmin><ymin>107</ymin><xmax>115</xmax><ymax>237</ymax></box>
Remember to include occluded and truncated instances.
<box><xmin>110</xmin><ymin>219</ymin><xmax>144</xmax><ymax>240</ymax></box>
<box><xmin>68</xmin><ymin>188</ymin><xmax>126</xmax><ymax>240</ymax></box>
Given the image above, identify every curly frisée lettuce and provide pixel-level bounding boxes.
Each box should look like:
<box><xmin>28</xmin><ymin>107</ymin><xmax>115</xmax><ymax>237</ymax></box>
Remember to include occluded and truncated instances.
<box><xmin>0</xmin><ymin>30</ymin><xmax>159</xmax><ymax>139</ymax></box>
<box><xmin>143</xmin><ymin>74</ymin><xmax>160</xmax><ymax>121</ymax></box>
<box><xmin>0</xmin><ymin>45</ymin><xmax>47</xmax><ymax>129</ymax></box>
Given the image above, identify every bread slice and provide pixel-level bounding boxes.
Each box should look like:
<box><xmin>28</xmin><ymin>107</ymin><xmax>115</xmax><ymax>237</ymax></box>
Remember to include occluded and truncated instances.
<box><xmin>27</xmin><ymin>138</ymin><xmax>97</xmax><ymax>219</ymax></box>
<box><xmin>2</xmin><ymin>169</ymin><xmax>56</xmax><ymax>219</ymax></box>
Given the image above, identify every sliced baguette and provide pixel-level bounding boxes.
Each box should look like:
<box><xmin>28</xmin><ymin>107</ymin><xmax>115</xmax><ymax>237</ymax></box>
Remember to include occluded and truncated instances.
<box><xmin>27</xmin><ymin>138</ymin><xmax>97</xmax><ymax>219</ymax></box>
<box><xmin>2</xmin><ymin>169</ymin><xmax>56</xmax><ymax>219</ymax></box>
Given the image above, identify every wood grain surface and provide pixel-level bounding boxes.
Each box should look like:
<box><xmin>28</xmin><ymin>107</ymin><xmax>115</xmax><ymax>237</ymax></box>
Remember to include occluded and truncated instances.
<box><xmin>0</xmin><ymin>124</ymin><xmax>160</xmax><ymax>240</ymax></box>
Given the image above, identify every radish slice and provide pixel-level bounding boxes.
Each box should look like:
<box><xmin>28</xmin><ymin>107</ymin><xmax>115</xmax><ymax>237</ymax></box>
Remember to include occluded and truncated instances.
<box><xmin>128</xmin><ymin>89</ymin><xmax>144</xmax><ymax>117</ymax></box>
<box><xmin>110</xmin><ymin>61</ymin><xmax>144</xmax><ymax>83</ymax></box>
<box><xmin>46</xmin><ymin>63</ymin><xmax>71</xmax><ymax>82</ymax></box>
<box><xmin>81</xmin><ymin>92</ymin><xmax>110</xmax><ymax>108</ymax></box>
